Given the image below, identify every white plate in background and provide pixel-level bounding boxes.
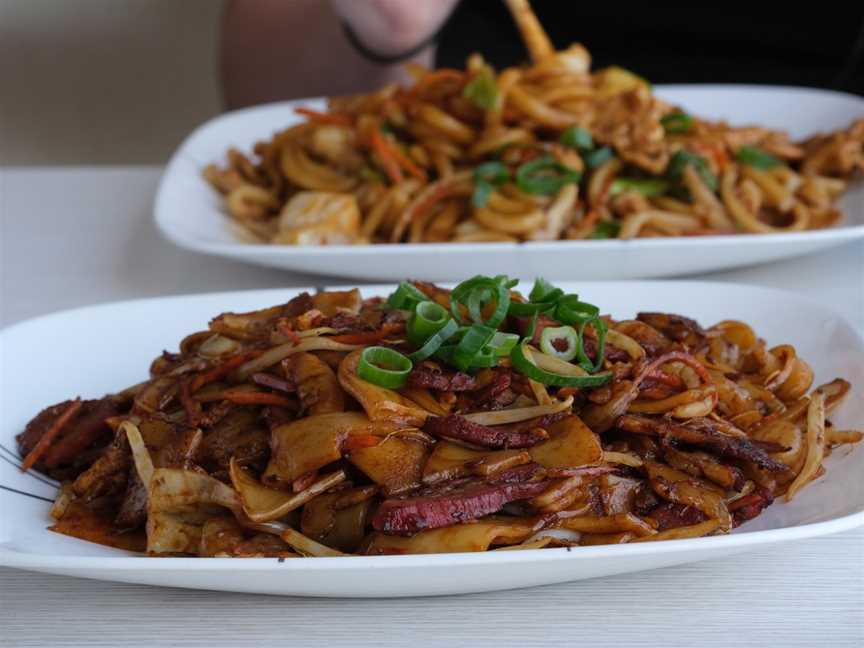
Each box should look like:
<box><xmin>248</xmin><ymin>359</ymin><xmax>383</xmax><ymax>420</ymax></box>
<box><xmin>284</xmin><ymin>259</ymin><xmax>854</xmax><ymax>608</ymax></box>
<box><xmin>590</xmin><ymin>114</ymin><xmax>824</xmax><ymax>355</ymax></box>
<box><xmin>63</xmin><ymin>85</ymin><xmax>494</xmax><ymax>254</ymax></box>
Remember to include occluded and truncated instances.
<box><xmin>1</xmin><ymin>281</ymin><xmax>862</xmax><ymax>597</ymax></box>
<box><xmin>155</xmin><ymin>86</ymin><xmax>864</xmax><ymax>281</ymax></box>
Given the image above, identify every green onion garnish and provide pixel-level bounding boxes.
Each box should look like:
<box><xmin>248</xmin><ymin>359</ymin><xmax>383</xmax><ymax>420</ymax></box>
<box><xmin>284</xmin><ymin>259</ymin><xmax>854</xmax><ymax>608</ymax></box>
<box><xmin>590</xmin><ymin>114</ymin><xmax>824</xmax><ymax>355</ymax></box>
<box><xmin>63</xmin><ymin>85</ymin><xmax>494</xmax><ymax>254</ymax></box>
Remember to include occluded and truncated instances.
<box><xmin>574</xmin><ymin>316</ymin><xmax>608</xmax><ymax>373</ymax></box>
<box><xmin>510</xmin><ymin>341</ymin><xmax>611</xmax><ymax>387</ymax></box>
<box><xmin>450</xmin><ymin>324</ymin><xmax>496</xmax><ymax>371</ymax></box>
<box><xmin>610</xmin><ymin>177</ymin><xmax>669</xmax><ymax>197</ymax></box>
<box><xmin>560</xmin><ymin>126</ymin><xmax>594</xmax><ymax>151</ymax></box>
<box><xmin>666</xmin><ymin>150</ymin><xmax>718</xmax><ymax>192</ymax></box>
<box><xmin>539</xmin><ymin>325</ymin><xmax>579</xmax><ymax>362</ymax></box>
<box><xmin>736</xmin><ymin>146</ymin><xmax>781</xmax><ymax>170</ymax></box>
<box><xmin>387</xmin><ymin>281</ymin><xmax>429</xmax><ymax>310</ymax></box>
<box><xmin>661</xmin><ymin>112</ymin><xmax>693</xmax><ymax>134</ymax></box>
<box><xmin>588</xmin><ymin>220</ymin><xmax>621</xmax><ymax>239</ymax></box>
<box><xmin>528</xmin><ymin>277</ymin><xmax>563</xmax><ymax>303</ymax></box>
<box><xmin>463</xmin><ymin>69</ymin><xmax>499</xmax><ymax>110</ymax></box>
<box><xmin>516</xmin><ymin>156</ymin><xmax>582</xmax><ymax>195</ymax></box>
<box><xmin>408</xmin><ymin>318</ymin><xmax>458</xmax><ymax>363</ymax></box>
<box><xmin>357</xmin><ymin>346</ymin><xmax>413</xmax><ymax>389</ymax></box>
<box><xmin>554</xmin><ymin>294</ymin><xmax>599</xmax><ymax>326</ymax></box>
<box><xmin>472</xmin><ymin>161</ymin><xmax>511</xmax><ymax>208</ymax></box>
<box><xmin>490</xmin><ymin>331</ymin><xmax>520</xmax><ymax>357</ymax></box>
<box><xmin>449</xmin><ymin>275</ymin><xmax>511</xmax><ymax>329</ymax></box>
<box><xmin>582</xmin><ymin>146</ymin><xmax>614</xmax><ymax>169</ymax></box>
<box><xmin>408</xmin><ymin>300</ymin><xmax>450</xmax><ymax>345</ymax></box>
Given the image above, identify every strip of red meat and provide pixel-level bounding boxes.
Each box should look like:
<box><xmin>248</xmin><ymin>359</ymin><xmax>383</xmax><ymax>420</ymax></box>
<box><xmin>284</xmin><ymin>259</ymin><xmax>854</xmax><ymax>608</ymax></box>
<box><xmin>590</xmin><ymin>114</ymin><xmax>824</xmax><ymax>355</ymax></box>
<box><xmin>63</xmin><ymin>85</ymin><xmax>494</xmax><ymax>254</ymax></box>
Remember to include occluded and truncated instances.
<box><xmin>407</xmin><ymin>366</ymin><xmax>477</xmax><ymax>391</ymax></box>
<box><xmin>16</xmin><ymin>397</ymin><xmax>121</xmax><ymax>468</ymax></box>
<box><xmin>424</xmin><ymin>415</ymin><xmax>548</xmax><ymax>449</ymax></box>
<box><xmin>372</xmin><ymin>479</ymin><xmax>550</xmax><ymax>535</ymax></box>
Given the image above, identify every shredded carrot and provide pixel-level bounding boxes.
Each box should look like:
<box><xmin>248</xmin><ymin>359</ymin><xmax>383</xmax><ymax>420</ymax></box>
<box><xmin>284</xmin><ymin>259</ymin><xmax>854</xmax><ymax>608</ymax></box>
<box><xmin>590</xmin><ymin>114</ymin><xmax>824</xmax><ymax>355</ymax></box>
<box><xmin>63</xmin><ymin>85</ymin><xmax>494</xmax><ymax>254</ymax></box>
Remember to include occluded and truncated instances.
<box><xmin>331</xmin><ymin>323</ymin><xmax>405</xmax><ymax>345</ymax></box>
<box><xmin>370</xmin><ymin>129</ymin><xmax>404</xmax><ymax>184</ymax></box>
<box><xmin>410</xmin><ymin>69</ymin><xmax>465</xmax><ymax>97</ymax></box>
<box><xmin>341</xmin><ymin>434</ymin><xmax>383</xmax><ymax>452</ymax></box>
<box><xmin>221</xmin><ymin>390</ymin><xmax>295</xmax><ymax>407</ymax></box>
<box><xmin>191</xmin><ymin>350</ymin><xmax>261</xmax><ymax>393</ymax></box>
<box><xmin>645</xmin><ymin>369</ymin><xmax>686</xmax><ymax>389</ymax></box>
<box><xmin>277</xmin><ymin>321</ymin><xmax>302</xmax><ymax>345</ymax></box>
<box><xmin>294</xmin><ymin>107</ymin><xmax>352</xmax><ymax>126</ymax></box>
<box><xmin>179</xmin><ymin>379</ymin><xmax>202</xmax><ymax>427</ymax></box>
<box><xmin>21</xmin><ymin>399</ymin><xmax>83</xmax><ymax>472</ymax></box>
<box><xmin>387</xmin><ymin>140</ymin><xmax>428</xmax><ymax>182</ymax></box>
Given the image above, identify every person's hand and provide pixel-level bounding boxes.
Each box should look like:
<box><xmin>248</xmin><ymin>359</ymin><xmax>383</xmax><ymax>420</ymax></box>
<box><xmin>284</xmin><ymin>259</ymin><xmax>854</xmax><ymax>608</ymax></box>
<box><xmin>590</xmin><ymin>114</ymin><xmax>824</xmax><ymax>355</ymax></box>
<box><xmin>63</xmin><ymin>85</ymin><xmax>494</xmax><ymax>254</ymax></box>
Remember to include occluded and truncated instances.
<box><xmin>330</xmin><ymin>0</ymin><xmax>460</xmax><ymax>55</ymax></box>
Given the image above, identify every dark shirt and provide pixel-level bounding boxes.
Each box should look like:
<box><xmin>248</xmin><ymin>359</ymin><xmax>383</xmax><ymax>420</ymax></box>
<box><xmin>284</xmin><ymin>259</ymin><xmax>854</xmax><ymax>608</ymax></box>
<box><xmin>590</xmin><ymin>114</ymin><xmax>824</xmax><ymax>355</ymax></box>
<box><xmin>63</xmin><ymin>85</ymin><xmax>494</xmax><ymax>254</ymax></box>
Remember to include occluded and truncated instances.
<box><xmin>437</xmin><ymin>3</ymin><xmax>864</xmax><ymax>96</ymax></box>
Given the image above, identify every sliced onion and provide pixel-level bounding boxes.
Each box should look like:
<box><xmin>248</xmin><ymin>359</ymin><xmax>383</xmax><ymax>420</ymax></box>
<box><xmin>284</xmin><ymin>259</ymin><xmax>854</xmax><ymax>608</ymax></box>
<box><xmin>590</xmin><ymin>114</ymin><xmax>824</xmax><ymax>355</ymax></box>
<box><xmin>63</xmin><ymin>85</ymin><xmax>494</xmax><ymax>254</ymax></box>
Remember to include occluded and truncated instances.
<box><xmin>463</xmin><ymin>395</ymin><xmax>574</xmax><ymax>426</ymax></box>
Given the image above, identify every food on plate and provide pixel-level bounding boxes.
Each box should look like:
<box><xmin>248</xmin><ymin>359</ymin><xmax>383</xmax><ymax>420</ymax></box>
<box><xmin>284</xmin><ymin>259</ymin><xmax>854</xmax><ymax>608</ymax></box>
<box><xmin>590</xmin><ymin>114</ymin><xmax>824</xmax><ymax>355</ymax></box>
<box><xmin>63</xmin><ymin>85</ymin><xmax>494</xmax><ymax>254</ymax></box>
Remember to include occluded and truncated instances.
<box><xmin>18</xmin><ymin>276</ymin><xmax>862</xmax><ymax>556</ymax></box>
<box><xmin>204</xmin><ymin>0</ymin><xmax>862</xmax><ymax>245</ymax></box>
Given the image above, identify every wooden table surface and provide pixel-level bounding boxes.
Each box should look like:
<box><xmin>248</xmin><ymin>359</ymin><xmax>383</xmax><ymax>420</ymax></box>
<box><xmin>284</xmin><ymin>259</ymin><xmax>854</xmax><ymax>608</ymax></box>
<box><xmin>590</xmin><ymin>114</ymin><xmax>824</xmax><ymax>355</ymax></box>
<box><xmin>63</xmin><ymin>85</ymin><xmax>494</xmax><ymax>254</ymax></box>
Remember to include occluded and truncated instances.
<box><xmin>1</xmin><ymin>167</ymin><xmax>862</xmax><ymax>648</ymax></box>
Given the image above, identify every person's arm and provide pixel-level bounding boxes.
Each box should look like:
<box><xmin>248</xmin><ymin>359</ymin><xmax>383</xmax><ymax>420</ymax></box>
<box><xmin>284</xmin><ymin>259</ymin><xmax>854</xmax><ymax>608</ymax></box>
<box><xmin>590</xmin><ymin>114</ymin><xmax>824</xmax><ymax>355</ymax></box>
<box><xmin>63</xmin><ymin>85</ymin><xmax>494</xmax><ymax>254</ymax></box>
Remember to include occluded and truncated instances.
<box><xmin>221</xmin><ymin>0</ymin><xmax>459</xmax><ymax>109</ymax></box>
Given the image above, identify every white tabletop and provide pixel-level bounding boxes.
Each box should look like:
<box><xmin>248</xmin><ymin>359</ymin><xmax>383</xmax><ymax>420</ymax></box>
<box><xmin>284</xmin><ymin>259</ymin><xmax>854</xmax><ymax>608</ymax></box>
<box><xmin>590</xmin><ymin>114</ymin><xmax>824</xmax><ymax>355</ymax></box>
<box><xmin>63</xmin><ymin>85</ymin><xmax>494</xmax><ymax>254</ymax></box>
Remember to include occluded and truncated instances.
<box><xmin>1</xmin><ymin>167</ymin><xmax>862</xmax><ymax>648</ymax></box>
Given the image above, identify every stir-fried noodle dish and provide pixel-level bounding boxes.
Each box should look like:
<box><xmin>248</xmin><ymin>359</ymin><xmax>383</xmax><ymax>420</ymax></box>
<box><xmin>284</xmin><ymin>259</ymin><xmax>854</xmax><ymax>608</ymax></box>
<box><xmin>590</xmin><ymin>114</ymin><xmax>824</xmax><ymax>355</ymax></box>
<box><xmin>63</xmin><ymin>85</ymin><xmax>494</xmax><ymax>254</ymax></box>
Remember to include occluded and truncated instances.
<box><xmin>19</xmin><ymin>276</ymin><xmax>862</xmax><ymax>556</ymax></box>
<box><xmin>205</xmin><ymin>0</ymin><xmax>863</xmax><ymax>245</ymax></box>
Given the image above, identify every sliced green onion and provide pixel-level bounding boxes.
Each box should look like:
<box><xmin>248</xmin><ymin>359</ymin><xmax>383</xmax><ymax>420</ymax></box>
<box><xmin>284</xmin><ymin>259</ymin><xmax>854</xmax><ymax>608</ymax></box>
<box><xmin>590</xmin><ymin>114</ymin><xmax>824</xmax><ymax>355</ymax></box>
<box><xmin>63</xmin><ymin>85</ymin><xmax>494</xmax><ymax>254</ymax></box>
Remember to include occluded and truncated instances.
<box><xmin>516</xmin><ymin>156</ymin><xmax>582</xmax><ymax>195</ymax></box>
<box><xmin>555</xmin><ymin>294</ymin><xmax>599</xmax><ymax>326</ymax></box>
<box><xmin>449</xmin><ymin>275</ymin><xmax>511</xmax><ymax>329</ymax></box>
<box><xmin>449</xmin><ymin>324</ymin><xmax>496</xmax><ymax>371</ymax></box>
<box><xmin>523</xmin><ymin>311</ymin><xmax>540</xmax><ymax>341</ymax></box>
<box><xmin>588</xmin><ymin>220</ymin><xmax>621</xmax><ymax>239</ymax></box>
<box><xmin>736</xmin><ymin>146</ymin><xmax>781</xmax><ymax>170</ymax></box>
<box><xmin>610</xmin><ymin>177</ymin><xmax>669</xmax><ymax>197</ymax></box>
<box><xmin>510</xmin><ymin>341</ymin><xmax>611</xmax><ymax>387</ymax></box>
<box><xmin>357</xmin><ymin>346</ymin><xmax>412</xmax><ymax>389</ymax></box>
<box><xmin>490</xmin><ymin>331</ymin><xmax>520</xmax><ymax>357</ymax></box>
<box><xmin>560</xmin><ymin>126</ymin><xmax>593</xmax><ymax>150</ymax></box>
<box><xmin>574</xmin><ymin>317</ymin><xmax>608</xmax><ymax>373</ymax></box>
<box><xmin>463</xmin><ymin>69</ymin><xmax>499</xmax><ymax>110</ymax></box>
<box><xmin>583</xmin><ymin>146</ymin><xmax>614</xmax><ymax>169</ymax></box>
<box><xmin>387</xmin><ymin>281</ymin><xmax>428</xmax><ymax>310</ymax></box>
<box><xmin>472</xmin><ymin>161</ymin><xmax>511</xmax><ymax>208</ymax></box>
<box><xmin>508</xmin><ymin>300</ymin><xmax>556</xmax><ymax>317</ymax></box>
<box><xmin>408</xmin><ymin>318</ymin><xmax>458</xmax><ymax>363</ymax></box>
<box><xmin>540</xmin><ymin>325</ymin><xmax>579</xmax><ymax>362</ymax></box>
<box><xmin>661</xmin><ymin>112</ymin><xmax>693</xmax><ymax>134</ymax></box>
<box><xmin>666</xmin><ymin>150</ymin><xmax>718</xmax><ymax>192</ymax></box>
<box><xmin>408</xmin><ymin>301</ymin><xmax>450</xmax><ymax>345</ymax></box>
<box><xmin>528</xmin><ymin>277</ymin><xmax>563</xmax><ymax>303</ymax></box>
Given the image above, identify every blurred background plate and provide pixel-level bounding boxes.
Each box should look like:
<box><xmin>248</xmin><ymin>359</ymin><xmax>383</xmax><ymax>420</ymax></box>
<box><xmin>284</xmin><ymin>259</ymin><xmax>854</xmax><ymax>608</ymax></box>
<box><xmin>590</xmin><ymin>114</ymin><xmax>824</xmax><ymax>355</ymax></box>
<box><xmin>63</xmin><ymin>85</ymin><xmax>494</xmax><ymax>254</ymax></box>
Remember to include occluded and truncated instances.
<box><xmin>155</xmin><ymin>86</ymin><xmax>864</xmax><ymax>281</ymax></box>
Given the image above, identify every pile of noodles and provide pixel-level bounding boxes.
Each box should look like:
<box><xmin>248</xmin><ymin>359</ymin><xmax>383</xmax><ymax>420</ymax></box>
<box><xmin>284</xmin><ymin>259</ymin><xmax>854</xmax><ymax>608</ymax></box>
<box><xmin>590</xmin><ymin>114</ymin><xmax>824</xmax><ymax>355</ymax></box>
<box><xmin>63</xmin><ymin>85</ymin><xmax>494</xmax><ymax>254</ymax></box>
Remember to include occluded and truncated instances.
<box><xmin>19</xmin><ymin>278</ymin><xmax>862</xmax><ymax>557</ymax></box>
<box><xmin>204</xmin><ymin>0</ymin><xmax>863</xmax><ymax>245</ymax></box>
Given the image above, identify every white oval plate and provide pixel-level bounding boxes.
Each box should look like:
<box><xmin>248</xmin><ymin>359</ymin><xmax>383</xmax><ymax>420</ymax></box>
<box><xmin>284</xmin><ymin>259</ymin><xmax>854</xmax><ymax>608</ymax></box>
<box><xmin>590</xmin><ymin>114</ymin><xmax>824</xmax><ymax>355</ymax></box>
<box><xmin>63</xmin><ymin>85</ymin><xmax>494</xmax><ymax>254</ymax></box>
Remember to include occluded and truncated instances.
<box><xmin>155</xmin><ymin>86</ymin><xmax>864</xmax><ymax>281</ymax></box>
<box><xmin>1</xmin><ymin>282</ymin><xmax>862</xmax><ymax>597</ymax></box>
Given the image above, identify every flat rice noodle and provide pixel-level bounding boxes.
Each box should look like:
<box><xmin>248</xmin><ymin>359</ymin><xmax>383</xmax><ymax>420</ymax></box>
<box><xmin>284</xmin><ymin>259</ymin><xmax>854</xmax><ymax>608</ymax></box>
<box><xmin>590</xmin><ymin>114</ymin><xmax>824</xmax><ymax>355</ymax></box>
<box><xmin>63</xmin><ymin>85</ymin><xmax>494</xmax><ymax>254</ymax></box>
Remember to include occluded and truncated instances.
<box><xmin>364</xmin><ymin>517</ymin><xmax>535</xmax><ymax>554</ymax></box>
<box><xmin>348</xmin><ymin>435</ymin><xmax>429</xmax><ymax>495</ymax></box>
<box><xmin>631</xmin><ymin>518</ymin><xmax>721</xmax><ymax>542</ymax></box>
<box><xmin>528</xmin><ymin>415</ymin><xmax>602</xmax><ymax>469</ymax></box>
<box><xmin>230</xmin><ymin>458</ymin><xmax>346</xmax><ymax>522</ymax></box>
<box><xmin>422</xmin><ymin>442</ymin><xmax>529</xmax><ymax>485</ymax></box>
<box><xmin>556</xmin><ymin>512</ymin><xmax>655</xmax><ymax>537</ymax></box>
<box><xmin>263</xmin><ymin>411</ymin><xmax>404</xmax><ymax>484</ymax></box>
<box><xmin>579</xmin><ymin>532</ymin><xmax>634</xmax><ymax>546</ymax></box>
<box><xmin>645</xmin><ymin>460</ymin><xmax>732</xmax><ymax>531</ymax></box>
<box><xmin>286</xmin><ymin>352</ymin><xmax>345</xmax><ymax>414</ymax></box>
<box><xmin>338</xmin><ymin>350</ymin><xmax>429</xmax><ymax>426</ymax></box>
<box><xmin>199</xmin><ymin>516</ymin><xmax>247</xmax><ymax>556</ymax></box>
<box><xmin>598</xmin><ymin>474</ymin><xmax>642</xmax><ymax>515</ymax></box>
<box><xmin>146</xmin><ymin>468</ymin><xmax>240</xmax><ymax>555</ymax></box>
<box><xmin>312</xmin><ymin>289</ymin><xmax>361</xmax><ymax>316</ymax></box>
<box><xmin>301</xmin><ymin>493</ymin><xmax>373</xmax><ymax>552</ymax></box>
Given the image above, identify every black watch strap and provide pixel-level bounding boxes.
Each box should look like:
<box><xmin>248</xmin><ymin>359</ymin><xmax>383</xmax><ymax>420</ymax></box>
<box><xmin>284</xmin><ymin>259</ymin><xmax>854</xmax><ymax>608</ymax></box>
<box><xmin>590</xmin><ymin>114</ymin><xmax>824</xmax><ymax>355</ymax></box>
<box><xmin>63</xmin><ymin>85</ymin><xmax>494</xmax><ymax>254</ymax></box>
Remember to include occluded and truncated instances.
<box><xmin>341</xmin><ymin>20</ymin><xmax>443</xmax><ymax>65</ymax></box>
